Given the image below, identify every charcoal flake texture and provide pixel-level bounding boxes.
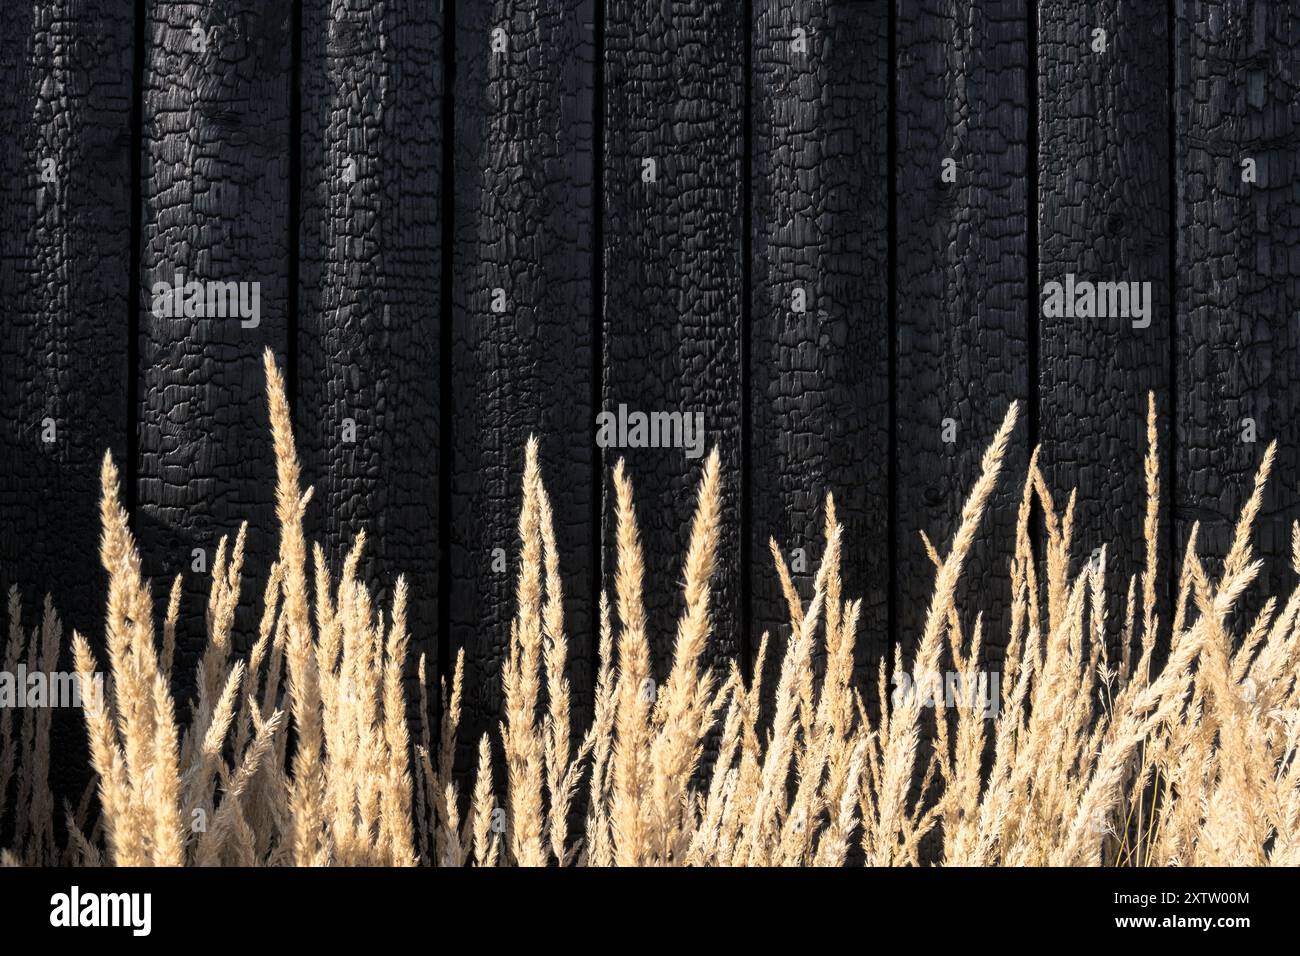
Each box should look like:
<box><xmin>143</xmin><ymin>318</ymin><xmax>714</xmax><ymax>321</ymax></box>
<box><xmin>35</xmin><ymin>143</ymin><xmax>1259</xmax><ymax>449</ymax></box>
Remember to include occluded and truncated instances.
<box><xmin>0</xmin><ymin>0</ymin><xmax>134</xmax><ymax>804</ymax></box>
<box><xmin>14</xmin><ymin>0</ymin><xmax>1300</xmax><ymax>811</ymax></box>
<box><xmin>895</xmin><ymin>0</ymin><xmax>1029</xmax><ymax>669</ymax></box>
<box><xmin>1176</xmin><ymin>0</ymin><xmax>1300</xmax><ymax>604</ymax></box>
<box><xmin>751</xmin><ymin>1</ymin><xmax>890</xmax><ymax>703</ymax></box>
<box><xmin>603</xmin><ymin>0</ymin><xmax>745</xmax><ymax>677</ymax></box>
<box><xmin>451</xmin><ymin>0</ymin><xmax>596</xmax><ymax>765</ymax></box>
<box><xmin>299</xmin><ymin>1</ymin><xmax>442</xmax><ymax>716</ymax></box>
<box><xmin>1038</xmin><ymin>0</ymin><xmax>1171</xmax><ymax>655</ymax></box>
<box><xmin>138</xmin><ymin>1</ymin><xmax>291</xmax><ymax>705</ymax></box>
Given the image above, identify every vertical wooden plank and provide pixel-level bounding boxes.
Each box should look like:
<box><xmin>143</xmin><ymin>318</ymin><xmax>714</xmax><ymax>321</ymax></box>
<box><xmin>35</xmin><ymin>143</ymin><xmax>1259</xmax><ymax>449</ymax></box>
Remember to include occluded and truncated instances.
<box><xmin>139</xmin><ymin>2</ymin><xmax>291</xmax><ymax>698</ymax></box>
<box><xmin>451</xmin><ymin>1</ymin><xmax>596</xmax><ymax>752</ymax></box>
<box><xmin>0</xmin><ymin>0</ymin><xmax>134</xmax><ymax>801</ymax></box>
<box><xmin>299</xmin><ymin>2</ymin><xmax>442</xmax><ymax>691</ymax></box>
<box><xmin>1176</xmin><ymin>1</ymin><xmax>1300</xmax><ymax>597</ymax></box>
<box><xmin>895</xmin><ymin>0</ymin><xmax>1029</xmax><ymax>665</ymax></box>
<box><xmin>1</xmin><ymin>2</ymin><xmax>133</xmax><ymax>640</ymax></box>
<box><xmin>750</xmin><ymin>2</ymin><xmax>890</xmax><ymax>684</ymax></box>
<box><xmin>1038</xmin><ymin>0</ymin><xmax>1170</xmax><ymax>646</ymax></box>
<box><xmin>603</xmin><ymin>0</ymin><xmax>745</xmax><ymax>675</ymax></box>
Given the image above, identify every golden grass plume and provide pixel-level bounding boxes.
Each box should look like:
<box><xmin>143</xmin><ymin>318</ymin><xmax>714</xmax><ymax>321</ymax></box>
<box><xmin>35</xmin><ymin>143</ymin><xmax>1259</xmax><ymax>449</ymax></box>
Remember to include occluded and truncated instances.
<box><xmin>2</xmin><ymin>358</ymin><xmax>1298</xmax><ymax>867</ymax></box>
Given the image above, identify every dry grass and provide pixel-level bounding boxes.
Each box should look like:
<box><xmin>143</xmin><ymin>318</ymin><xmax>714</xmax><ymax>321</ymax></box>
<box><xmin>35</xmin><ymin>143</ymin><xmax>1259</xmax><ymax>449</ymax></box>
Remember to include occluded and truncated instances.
<box><xmin>0</xmin><ymin>592</ymin><xmax>62</xmax><ymax>865</ymax></box>
<box><xmin>2</xmin><ymin>356</ymin><xmax>1299</xmax><ymax>866</ymax></box>
<box><xmin>3</xmin><ymin>353</ymin><xmax>422</xmax><ymax>866</ymax></box>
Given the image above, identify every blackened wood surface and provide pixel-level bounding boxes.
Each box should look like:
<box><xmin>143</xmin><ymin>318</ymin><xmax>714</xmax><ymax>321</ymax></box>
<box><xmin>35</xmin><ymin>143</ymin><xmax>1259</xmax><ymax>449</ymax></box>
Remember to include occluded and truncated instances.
<box><xmin>1038</xmin><ymin>1</ymin><xmax>1171</xmax><ymax>649</ymax></box>
<box><xmin>750</xmin><ymin>2</ymin><xmax>890</xmax><ymax>691</ymax></box>
<box><xmin>298</xmin><ymin>1</ymin><xmax>442</xmax><ymax>688</ymax></box>
<box><xmin>14</xmin><ymin>3</ymin><xmax>1300</xmax><ymax>801</ymax></box>
<box><xmin>0</xmin><ymin>0</ymin><xmax>134</xmax><ymax>801</ymax></box>
<box><xmin>0</xmin><ymin>3</ymin><xmax>133</xmax><ymax>641</ymax></box>
<box><xmin>1175</xmin><ymin>0</ymin><xmax>1300</xmax><ymax>599</ymax></box>
<box><xmin>603</xmin><ymin>0</ymin><xmax>745</xmax><ymax>676</ymax></box>
<box><xmin>451</xmin><ymin>1</ymin><xmax>596</xmax><ymax>758</ymax></box>
<box><xmin>895</xmin><ymin>0</ymin><xmax>1029</xmax><ymax>667</ymax></box>
<box><xmin>138</xmin><ymin>1</ymin><xmax>291</xmax><ymax>698</ymax></box>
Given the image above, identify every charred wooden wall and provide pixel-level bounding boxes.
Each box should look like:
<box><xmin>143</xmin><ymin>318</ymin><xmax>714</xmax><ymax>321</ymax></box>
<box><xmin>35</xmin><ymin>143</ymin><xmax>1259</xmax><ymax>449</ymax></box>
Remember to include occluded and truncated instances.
<box><xmin>2</xmin><ymin>0</ymin><xmax>1297</xmax><ymax>790</ymax></box>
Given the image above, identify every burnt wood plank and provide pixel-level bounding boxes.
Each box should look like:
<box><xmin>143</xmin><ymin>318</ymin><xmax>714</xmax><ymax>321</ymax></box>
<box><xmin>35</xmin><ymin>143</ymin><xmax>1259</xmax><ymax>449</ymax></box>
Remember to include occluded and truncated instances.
<box><xmin>750</xmin><ymin>2</ymin><xmax>890</xmax><ymax>689</ymax></box>
<box><xmin>451</xmin><ymin>1</ymin><xmax>596</xmax><ymax>753</ymax></box>
<box><xmin>1038</xmin><ymin>0</ymin><xmax>1171</xmax><ymax>648</ymax></box>
<box><xmin>0</xmin><ymin>0</ymin><xmax>135</xmax><ymax>802</ymax></box>
<box><xmin>138</xmin><ymin>1</ymin><xmax>291</xmax><ymax>699</ymax></box>
<box><xmin>895</xmin><ymin>0</ymin><xmax>1029</xmax><ymax>667</ymax></box>
<box><xmin>603</xmin><ymin>0</ymin><xmax>745</xmax><ymax>677</ymax></box>
<box><xmin>0</xmin><ymin>1</ymin><xmax>133</xmax><ymax>641</ymax></box>
<box><xmin>298</xmin><ymin>2</ymin><xmax>442</xmax><ymax>692</ymax></box>
<box><xmin>1175</xmin><ymin>0</ymin><xmax>1300</xmax><ymax>600</ymax></box>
